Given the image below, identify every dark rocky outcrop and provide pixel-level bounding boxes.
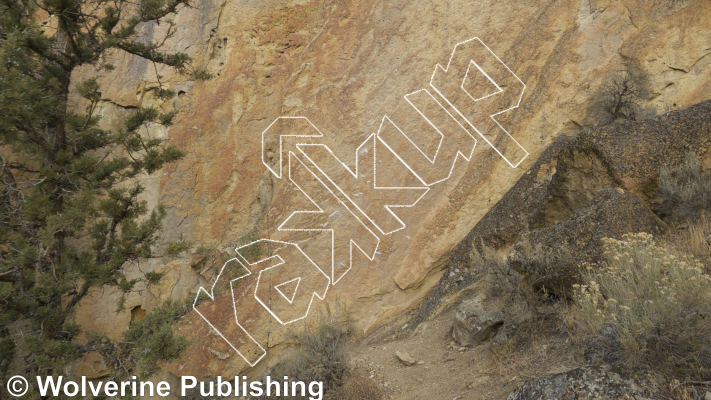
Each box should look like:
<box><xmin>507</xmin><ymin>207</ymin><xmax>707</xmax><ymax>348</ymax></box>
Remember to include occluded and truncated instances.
<box><xmin>456</xmin><ymin>99</ymin><xmax>711</xmax><ymax>267</ymax></box>
<box><xmin>412</xmin><ymin>100</ymin><xmax>711</xmax><ymax>327</ymax></box>
<box><xmin>508</xmin><ymin>188</ymin><xmax>668</xmax><ymax>297</ymax></box>
<box><xmin>506</xmin><ymin>366</ymin><xmax>661</xmax><ymax>400</ymax></box>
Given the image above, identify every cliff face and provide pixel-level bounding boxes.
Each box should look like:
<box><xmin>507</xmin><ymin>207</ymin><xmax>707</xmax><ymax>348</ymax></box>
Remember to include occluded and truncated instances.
<box><xmin>68</xmin><ymin>0</ymin><xmax>711</xmax><ymax>378</ymax></box>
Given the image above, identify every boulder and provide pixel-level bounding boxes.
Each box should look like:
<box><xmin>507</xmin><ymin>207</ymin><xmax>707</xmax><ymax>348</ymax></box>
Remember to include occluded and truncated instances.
<box><xmin>507</xmin><ymin>366</ymin><xmax>660</xmax><ymax>400</ymax></box>
<box><xmin>452</xmin><ymin>296</ymin><xmax>503</xmax><ymax>347</ymax></box>
<box><xmin>492</xmin><ymin>321</ymin><xmax>520</xmax><ymax>347</ymax></box>
<box><xmin>395</xmin><ymin>351</ymin><xmax>416</xmax><ymax>366</ymax></box>
<box><xmin>508</xmin><ymin>188</ymin><xmax>667</xmax><ymax>296</ymax></box>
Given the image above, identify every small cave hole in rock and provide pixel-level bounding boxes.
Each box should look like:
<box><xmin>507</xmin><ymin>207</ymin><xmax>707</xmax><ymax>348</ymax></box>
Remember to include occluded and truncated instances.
<box><xmin>178</xmin><ymin>90</ymin><xmax>186</xmax><ymax>99</ymax></box>
<box><xmin>131</xmin><ymin>305</ymin><xmax>146</xmax><ymax>322</ymax></box>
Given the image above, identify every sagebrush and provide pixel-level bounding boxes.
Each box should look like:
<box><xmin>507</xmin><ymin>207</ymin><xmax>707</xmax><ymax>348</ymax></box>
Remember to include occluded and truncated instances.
<box><xmin>656</xmin><ymin>153</ymin><xmax>711</xmax><ymax>223</ymax></box>
<box><xmin>574</xmin><ymin>233</ymin><xmax>711</xmax><ymax>379</ymax></box>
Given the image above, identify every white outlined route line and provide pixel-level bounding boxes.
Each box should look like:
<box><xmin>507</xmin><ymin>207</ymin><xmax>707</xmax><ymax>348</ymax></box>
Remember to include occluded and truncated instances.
<box><xmin>376</xmin><ymin>116</ymin><xmax>428</xmax><ymax>188</ymax></box>
<box><xmin>297</xmin><ymin>134</ymin><xmax>429</xmax><ymax>236</ymax></box>
<box><xmin>193</xmin><ymin>239</ymin><xmax>330</xmax><ymax>366</ymax></box>
<box><xmin>262</xmin><ymin>116</ymin><xmax>324</xmax><ymax>179</ymax></box>
<box><xmin>263</xmin><ymin>115</ymin><xmax>430</xmax><ymax>235</ymax></box>
<box><xmin>278</xmin><ymin>151</ymin><xmax>380</xmax><ymax>285</ymax></box>
<box><xmin>237</xmin><ymin>239</ymin><xmax>330</xmax><ymax>326</ymax></box>
<box><xmin>463</xmin><ymin>61</ymin><xmax>502</xmax><ymax>102</ymax></box>
<box><xmin>430</xmin><ymin>37</ymin><xmax>528</xmax><ymax>168</ymax></box>
<box><xmin>403</xmin><ymin>89</ymin><xmax>476</xmax><ymax>165</ymax></box>
<box><xmin>193</xmin><ymin>257</ymin><xmax>266</xmax><ymax>367</ymax></box>
<box><xmin>275</xmin><ymin>277</ymin><xmax>301</xmax><ymax>304</ymax></box>
<box><xmin>193</xmin><ymin>36</ymin><xmax>529</xmax><ymax>369</ymax></box>
<box><xmin>376</xmin><ymin>88</ymin><xmax>478</xmax><ymax>186</ymax></box>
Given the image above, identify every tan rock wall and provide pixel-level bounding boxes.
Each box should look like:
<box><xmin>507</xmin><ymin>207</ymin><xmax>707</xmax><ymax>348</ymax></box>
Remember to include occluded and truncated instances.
<box><xmin>69</xmin><ymin>0</ymin><xmax>711</xmax><ymax>379</ymax></box>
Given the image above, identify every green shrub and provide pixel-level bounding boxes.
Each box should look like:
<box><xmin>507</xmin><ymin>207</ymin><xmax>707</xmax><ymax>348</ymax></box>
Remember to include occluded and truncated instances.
<box><xmin>574</xmin><ymin>233</ymin><xmax>711</xmax><ymax>378</ymax></box>
<box><xmin>87</xmin><ymin>299</ymin><xmax>193</xmax><ymax>381</ymax></box>
<box><xmin>0</xmin><ymin>337</ymin><xmax>15</xmax><ymax>379</ymax></box>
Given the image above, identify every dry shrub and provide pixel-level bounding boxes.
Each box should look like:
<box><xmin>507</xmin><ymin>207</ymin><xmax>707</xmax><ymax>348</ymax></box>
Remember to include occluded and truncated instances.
<box><xmin>589</xmin><ymin>67</ymin><xmax>647</xmax><ymax>124</ymax></box>
<box><xmin>656</xmin><ymin>153</ymin><xmax>711</xmax><ymax>223</ymax></box>
<box><xmin>324</xmin><ymin>369</ymin><xmax>385</xmax><ymax>400</ymax></box>
<box><xmin>258</xmin><ymin>303</ymin><xmax>353</xmax><ymax>399</ymax></box>
<box><xmin>483</xmin><ymin>241</ymin><xmax>575</xmax><ymax>308</ymax></box>
<box><xmin>481</xmin><ymin>240</ymin><xmax>577</xmax><ymax>332</ymax></box>
<box><xmin>574</xmin><ymin>233</ymin><xmax>711</xmax><ymax>379</ymax></box>
<box><xmin>479</xmin><ymin>245</ymin><xmax>522</xmax><ymax>304</ymax></box>
<box><xmin>483</xmin><ymin>243</ymin><xmax>576</xmax><ymax>373</ymax></box>
<box><xmin>508</xmin><ymin>239</ymin><xmax>576</xmax><ymax>306</ymax></box>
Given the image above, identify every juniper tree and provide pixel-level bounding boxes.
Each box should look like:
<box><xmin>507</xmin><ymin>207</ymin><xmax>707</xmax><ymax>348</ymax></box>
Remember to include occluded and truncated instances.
<box><xmin>0</xmin><ymin>0</ymin><xmax>206</xmax><ymax>387</ymax></box>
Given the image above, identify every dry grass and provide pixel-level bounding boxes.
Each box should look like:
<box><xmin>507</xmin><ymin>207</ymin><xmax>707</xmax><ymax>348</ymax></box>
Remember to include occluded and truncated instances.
<box><xmin>490</xmin><ymin>326</ymin><xmax>576</xmax><ymax>374</ymax></box>
<box><xmin>573</xmin><ymin>232</ymin><xmax>711</xmax><ymax>379</ymax></box>
<box><xmin>666</xmin><ymin>214</ymin><xmax>711</xmax><ymax>272</ymax></box>
<box><xmin>256</xmin><ymin>303</ymin><xmax>354</xmax><ymax>399</ymax></box>
<box><xmin>664</xmin><ymin>378</ymin><xmax>711</xmax><ymax>400</ymax></box>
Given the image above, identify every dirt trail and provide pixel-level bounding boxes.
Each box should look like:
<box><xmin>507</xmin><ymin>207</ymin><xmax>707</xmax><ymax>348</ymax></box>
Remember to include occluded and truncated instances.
<box><xmin>352</xmin><ymin>308</ymin><xmax>520</xmax><ymax>400</ymax></box>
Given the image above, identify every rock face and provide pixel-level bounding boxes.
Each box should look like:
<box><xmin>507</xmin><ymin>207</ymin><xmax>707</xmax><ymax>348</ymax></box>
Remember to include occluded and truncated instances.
<box><xmin>73</xmin><ymin>353</ymin><xmax>109</xmax><ymax>379</ymax></box>
<box><xmin>67</xmin><ymin>0</ymin><xmax>711</xmax><ymax>379</ymax></box>
<box><xmin>507</xmin><ymin>366</ymin><xmax>660</xmax><ymax>400</ymax></box>
<box><xmin>452</xmin><ymin>296</ymin><xmax>504</xmax><ymax>347</ymax></box>
<box><xmin>508</xmin><ymin>188</ymin><xmax>668</xmax><ymax>296</ymax></box>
